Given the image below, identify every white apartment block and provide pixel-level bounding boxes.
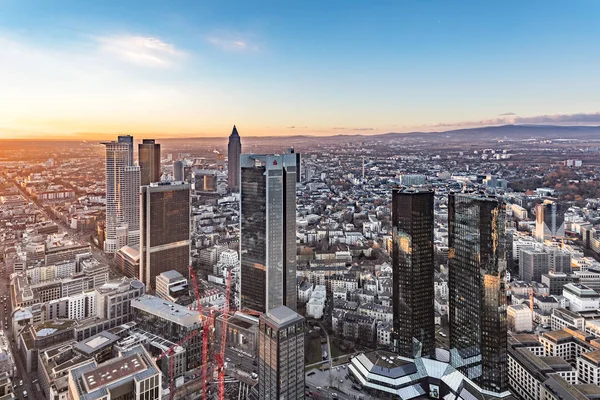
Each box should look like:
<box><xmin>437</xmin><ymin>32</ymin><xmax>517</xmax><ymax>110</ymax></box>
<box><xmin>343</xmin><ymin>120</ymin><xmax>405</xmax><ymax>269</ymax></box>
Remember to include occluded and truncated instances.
<box><xmin>577</xmin><ymin>351</ymin><xmax>600</xmax><ymax>384</ymax></box>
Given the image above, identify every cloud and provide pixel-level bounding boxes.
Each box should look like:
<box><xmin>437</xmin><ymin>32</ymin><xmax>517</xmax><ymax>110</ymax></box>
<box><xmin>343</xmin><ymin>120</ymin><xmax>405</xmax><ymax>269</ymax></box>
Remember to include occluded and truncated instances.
<box><xmin>206</xmin><ymin>35</ymin><xmax>259</xmax><ymax>52</ymax></box>
<box><xmin>426</xmin><ymin>112</ymin><xmax>600</xmax><ymax>131</ymax></box>
<box><xmin>498</xmin><ymin>112</ymin><xmax>516</xmax><ymax>116</ymax></box>
<box><xmin>353</xmin><ymin>127</ymin><xmax>375</xmax><ymax>131</ymax></box>
<box><xmin>287</xmin><ymin>126</ymin><xmax>295</xmax><ymax>129</ymax></box>
<box><xmin>333</xmin><ymin>127</ymin><xmax>375</xmax><ymax>131</ymax></box>
<box><xmin>97</xmin><ymin>35</ymin><xmax>186</xmax><ymax>67</ymax></box>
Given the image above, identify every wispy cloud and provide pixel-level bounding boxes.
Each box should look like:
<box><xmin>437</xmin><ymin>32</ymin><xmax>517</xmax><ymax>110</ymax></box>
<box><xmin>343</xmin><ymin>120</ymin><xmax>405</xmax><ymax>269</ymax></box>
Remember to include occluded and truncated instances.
<box><xmin>97</xmin><ymin>35</ymin><xmax>186</xmax><ymax>68</ymax></box>
<box><xmin>206</xmin><ymin>34</ymin><xmax>259</xmax><ymax>52</ymax></box>
<box><xmin>499</xmin><ymin>112</ymin><xmax>516</xmax><ymax>116</ymax></box>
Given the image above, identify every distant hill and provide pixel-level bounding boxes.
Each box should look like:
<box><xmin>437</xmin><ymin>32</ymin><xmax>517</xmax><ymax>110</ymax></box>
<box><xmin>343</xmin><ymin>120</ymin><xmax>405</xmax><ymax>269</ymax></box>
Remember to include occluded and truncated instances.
<box><xmin>371</xmin><ymin>124</ymin><xmax>600</xmax><ymax>141</ymax></box>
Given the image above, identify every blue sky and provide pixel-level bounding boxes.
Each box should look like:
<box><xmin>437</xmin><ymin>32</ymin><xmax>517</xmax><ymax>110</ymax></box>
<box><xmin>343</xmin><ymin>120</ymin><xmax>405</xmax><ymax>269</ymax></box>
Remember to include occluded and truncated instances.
<box><xmin>0</xmin><ymin>0</ymin><xmax>599</xmax><ymax>138</ymax></box>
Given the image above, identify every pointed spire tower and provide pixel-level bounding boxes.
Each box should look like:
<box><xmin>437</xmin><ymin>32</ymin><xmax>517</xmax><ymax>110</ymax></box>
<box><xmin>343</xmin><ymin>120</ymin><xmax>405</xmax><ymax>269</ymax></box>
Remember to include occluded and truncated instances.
<box><xmin>228</xmin><ymin>125</ymin><xmax>242</xmax><ymax>192</ymax></box>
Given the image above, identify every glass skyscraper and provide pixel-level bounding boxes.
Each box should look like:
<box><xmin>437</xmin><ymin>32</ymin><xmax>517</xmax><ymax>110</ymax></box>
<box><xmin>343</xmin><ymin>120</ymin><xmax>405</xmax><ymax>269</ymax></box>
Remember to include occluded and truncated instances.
<box><xmin>448</xmin><ymin>192</ymin><xmax>508</xmax><ymax>394</ymax></box>
<box><xmin>140</xmin><ymin>182</ymin><xmax>191</xmax><ymax>290</ymax></box>
<box><xmin>258</xmin><ymin>306</ymin><xmax>305</xmax><ymax>399</ymax></box>
<box><xmin>392</xmin><ymin>187</ymin><xmax>435</xmax><ymax>358</ymax></box>
<box><xmin>240</xmin><ymin>154</ymin><xmax>296</xmax><ymax>314</ymax></box>
<box><xmin>227</xmin><ymin>125</ymin><xmax>242</xmax><ymax>192</ymax></box>
<box><xmin>139</xmin><ymin>139</ymin><xmax>161</xmax><ymax>186</ymax></box>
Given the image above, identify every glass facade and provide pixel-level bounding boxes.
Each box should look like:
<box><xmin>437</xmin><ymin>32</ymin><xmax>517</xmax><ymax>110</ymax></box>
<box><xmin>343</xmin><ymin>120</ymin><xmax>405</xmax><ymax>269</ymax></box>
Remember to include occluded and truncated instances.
<box><xmin>240</xmin><ymin>154</ymin><xmax>297</xmax><ymax>314</ymax></box>
<box><xmin>392</xmin><ymin>188</ymin><xmax>435</xmax><ymax>358</ymax></box>
<box><xmin>228</xmin><ymin>126</ymin><xmax>241</xmax><ymax>192</ymax></box>
<box><xmin>139</xmin><ymin>139</ymin><xmax>161</xmax><ymax>186</ymax></box>
<box><xmin>448</xmin><ymin>193</ymin><xmax>508</xmax><ymax>393</ymax></box>
<box><xmin>258</xmin><ymin>307</ymin><xmax>305</xmax><ymax>400</ymax></box>
<box><xmin>140</xmin><ymin>183</ymin><xmax>191</xmax><ymax>289</ymax></box>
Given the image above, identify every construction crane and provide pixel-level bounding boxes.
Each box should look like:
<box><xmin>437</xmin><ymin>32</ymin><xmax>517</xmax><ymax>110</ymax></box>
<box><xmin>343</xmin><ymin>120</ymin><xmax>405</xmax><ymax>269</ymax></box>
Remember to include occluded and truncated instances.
<box><xmin>216</xmin><ymin>271</ymin><xmax>232</xmax><ymax>400</ymax></box>
<box><xmin>188</xmin><ymin>265</ymin><xmax>211</xmax><ymax>400</ymax></box>
<box><xmin>155</xmin><ymin>329</ymin><xmax>201</xmax><ymax>400</ymax></box>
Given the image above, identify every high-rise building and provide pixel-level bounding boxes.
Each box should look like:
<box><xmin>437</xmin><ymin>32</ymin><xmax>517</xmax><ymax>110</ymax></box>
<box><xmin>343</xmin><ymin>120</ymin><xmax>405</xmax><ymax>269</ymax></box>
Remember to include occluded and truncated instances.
<box><xmin>448</xmin><ymin>192</ymin><xmax>509</xmax><ymax>394</ymax></box>
<box><xmin>520</xmin><ymin>248</ymin><xmax>550</xmax><ymax>283</ymax></box>
<box><xmin>287</xmin><ymin>148</ymin><xmax>301</xmax><ymax>183</ymax></box>
<box><xmin>258</xmin><ymin>306</ymin><xmax>304</xmax><ymax>399</ymax></box>
<box><xmin>173</xmin><ymin>160</ymin><xmax>184</xmax><ymax>181</ymax></box>
<box><xmin>138</xmin><ymin>139</ymin><xmax>161</xmax><ymax>186</ymax></box>
<box><xmin>140</xmin><ymin>182</ymin><xmax>190</xmax><ymax>290</ymax></box>
<box><xmin>240</xmin><ymin>154</ymin><xmax>296</xmax><ymax>313</ymax></box>
<box><xmin>102</xmin><ymin>138</ymin><xmax>140</xmax><ymax>253</ymax></box>
<box><xmin>392</xmin><ymin>187</ymin><xmax>435</xmax><ymax>358</ymax></box>
<box><xmin>118</xmin><ymin>134</ymin><xmax>134</xmax><ymax>164</ymax></box>
<box><xmin>227</xmin><ymin>125</ymin><xmax>242</xmax><ymax>192</ymax></box>
<box><xmin>535</xmin><ymin>200</ymin><xmax>565</xmax><ymax>242</ymax></box>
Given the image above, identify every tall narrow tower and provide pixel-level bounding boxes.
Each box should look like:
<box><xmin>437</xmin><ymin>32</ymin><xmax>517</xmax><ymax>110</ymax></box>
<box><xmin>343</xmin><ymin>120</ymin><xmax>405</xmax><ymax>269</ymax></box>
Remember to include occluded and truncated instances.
<box><xmin>240</xmin><ymin>154</ymin><xmax>297</xmax><ymax>313</ymax></box>
<box><xmin>392</xmin><ymin>187</ymin><xmax>435</xmax><ymax>358</ymax></box>
<box><xmin>448</xmin><ymin>192</ymin><xmax>508</xmax><ymax>394</ymax></box>
<box><xmin>139</xmin><ymin>139</ymin><xmax>161</xmax><ymax>185</ymax></box>
<box><xmin>227</xmin><ymin>125</ymin><xmax>242</xmax><ymax>192</ymax></box>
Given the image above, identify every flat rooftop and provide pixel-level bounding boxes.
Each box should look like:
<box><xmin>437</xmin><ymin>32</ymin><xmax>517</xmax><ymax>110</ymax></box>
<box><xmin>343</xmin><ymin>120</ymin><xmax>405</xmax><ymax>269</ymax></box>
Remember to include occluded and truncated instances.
<box><xmin>82</xmin><ymin>353</ymin><xmax>146</xmax><ymax>392</ymax></box>
<box><xmin>582</xmin><ymin>350</ymin><xmax>600</xmax><ymax>365</ymax></box>
<box><xmin>131</xmin><ymin>295</ymin><xmax>200</xmax><ymax>327</ymax></box>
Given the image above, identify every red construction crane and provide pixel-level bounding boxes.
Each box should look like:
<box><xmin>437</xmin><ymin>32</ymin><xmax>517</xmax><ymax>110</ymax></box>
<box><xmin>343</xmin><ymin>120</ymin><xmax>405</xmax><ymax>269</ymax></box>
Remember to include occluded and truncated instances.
<box><xmin>217</xmin><ymin>271</ymin><xmax>232</xmax><ymax>400</ymax></box>
<box><xmin>188</xmin><ymin>265</ymin><xmax>211</xmax><ymax>400</ymax></box>
<box><xmin>155</xmin><ymin>329</ymin><xmax>201</xmax><ymax>400</ymax></box>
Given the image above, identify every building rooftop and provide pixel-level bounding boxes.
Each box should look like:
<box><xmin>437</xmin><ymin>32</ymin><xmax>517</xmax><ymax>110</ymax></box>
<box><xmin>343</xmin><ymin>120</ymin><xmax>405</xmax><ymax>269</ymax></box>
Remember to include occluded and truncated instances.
<box><xmin>74</xmin><ymin>331</ymin><xmax>121</xmax><ymax>355</ymax></box>
<box><xmin>582</xmin><ymin>350</ymin><xmax>600</xmax><ymax>366</ymax></box>
<box><xmin>82</xmin><ymin>353</ymin><xmax>146</xmax><ymax>392</ymax></box>
<box><xmin>131</xmin><ymin>295</ymin><xmax>200</xmax><ymax>327</ymax></box>
<box><xmin>158</xmin><ymin>270</ymin><xmax>185</xmax><ymax>282</ymax></box>
<box><xmin>264</xmin><ymin>306</ymin><xmax>303</xmax><ymax>327</ymax></box>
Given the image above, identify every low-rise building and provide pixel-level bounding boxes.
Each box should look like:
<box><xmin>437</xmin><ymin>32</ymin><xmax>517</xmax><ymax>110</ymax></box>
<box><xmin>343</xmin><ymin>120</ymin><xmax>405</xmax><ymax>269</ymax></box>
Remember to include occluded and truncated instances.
<box><xmin>508</xmin><ymin>304</ymin><xmax>533</xmax><ymax>333</ymax></box>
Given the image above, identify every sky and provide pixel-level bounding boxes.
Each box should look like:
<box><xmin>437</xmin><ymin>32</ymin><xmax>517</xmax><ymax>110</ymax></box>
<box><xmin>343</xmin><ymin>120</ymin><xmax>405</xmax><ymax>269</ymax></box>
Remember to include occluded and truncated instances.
<box><xmin>0</xmin><ymin>0</ymin><xmax>599</xmax><ymax>139</ymax></box>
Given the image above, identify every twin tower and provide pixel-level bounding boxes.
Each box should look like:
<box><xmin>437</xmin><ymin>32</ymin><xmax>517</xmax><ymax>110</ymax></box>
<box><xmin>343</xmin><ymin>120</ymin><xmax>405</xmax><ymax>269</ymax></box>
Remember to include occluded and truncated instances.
<box><xmin>392</xmin><ymin>188</ymin><xmax>508</xmax><ymax>393</ymax></box>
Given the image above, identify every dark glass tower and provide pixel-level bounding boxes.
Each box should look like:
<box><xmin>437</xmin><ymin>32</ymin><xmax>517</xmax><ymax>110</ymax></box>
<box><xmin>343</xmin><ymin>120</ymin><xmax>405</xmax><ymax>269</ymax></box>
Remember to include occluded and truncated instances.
<box><xmin>140</xmin><ymin>182</ymin><xmax>191</xmax><ymax>289</ymax></box>
<box><xmin>227</xmin><ymin>125</ymin><xmax>242</xmax><ymax>192</ymax></box>
<box><xmin>240</xmin><ymin>154</ymin><xmax>297</xmax><ymax>313</ymax></box>
<box><xmin>392</xmin><ymin>187</ymin><xmax>435</xmax><ymax>358</ymax></box>
<box><xmin>139</xmin><ymin>139</ymin><xmax>161</xmax><ymax>185</ymax></box>
<box><xmin>448</xmin><ymin>192</ymin><xmax>508</xmax><ymax>393</ymax></box>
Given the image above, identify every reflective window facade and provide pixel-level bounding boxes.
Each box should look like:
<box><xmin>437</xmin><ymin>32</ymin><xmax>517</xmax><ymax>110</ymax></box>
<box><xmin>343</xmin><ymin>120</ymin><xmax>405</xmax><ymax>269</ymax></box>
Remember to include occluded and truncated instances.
<box><xmin>228</xmin><ymin>125</ymin><xmax>242</xmax><ymax>192</ymax></box>
<box><xmin>392</xmin><ymin>188</ymin><xmax>435</xmax><ymax>358</ymax></box>
<box><xmin>140</xmin><ymin>183</ymin><xmax>191</xmax><ymax>289</ymax></box>
<box><xmin>448</xmin><ymin>193</ymin><xmax>508</xmax><ymax>393</ymax></box>
<box><xmin>240</xmin><ymin>154</ymin><xmax>297</xmax><ymax>314</ymax></box>
<box><xmin>139</xmin><ymin>139</ymin><xmax>161</xmax><ymax>186</ymax></box>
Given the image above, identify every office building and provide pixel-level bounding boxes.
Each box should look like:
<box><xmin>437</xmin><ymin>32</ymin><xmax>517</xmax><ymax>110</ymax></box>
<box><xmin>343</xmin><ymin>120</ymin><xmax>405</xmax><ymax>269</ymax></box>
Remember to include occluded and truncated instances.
<box><xmin>102</xmin><ymin>137</ymin><xmax>140</xmax><ymax>253</ymax></box>
<box><xmin>391</xmin><ymin>187</ymin><xmax>435</xmax><ymax>358</ymax></box>
<box><xmin>258</xmin><ymin>306</ymin><xmax>304</xmax><ymax>399</ymax></box>
<box><xmin>140</xmin><ymin>182</ymin><xmax>190</xmax><ymax>290</ymax></box>
<box><xmin>448</xmin><ymin>192</ymin><xmax>509</xmax><ymax>393</ymax></box>
<box><xmin>115</xmin><ymin>245</ymin><xmax>140</xmax><ymax>279</ymax></box>
<box><xmin>520</xmin><ymin>249</ymin><xmax>550</xmax><ymax>283</ymax></box>
<box><xmin>240</xmin><ymin>154</ymin><xmax>297</xmax><ymax>313</ymax></box>
<box><xmin>155</xmin><ymin>270</ymin><xmax>188</xmax><ymax>303</ymax></box>
<box><xmin>131</xmin><ymin>295</ymin><xmax>201</xmax><ymax>370</ymax></box>
<box><xmin>507</xmin><ymin>304</ymin><xmax>533</xmax><ymax>333</ymax></box>
<box><xmin>227</xmin><ymin>125</ymin><xmax>242</xmax><ymax>192</ymax></box>
<box><xmin>287</xmin><ymin>148</ymin><xmax>301</xmax><ymax>183</ymax></box>
<box><xmin>563</xmin><ymin>283</ymin><xmax>600</xmax><ymax>312</ymax></box>
<box><xmin>172</xmin><ymin>160</ymin><xmax>184</xmax><ymax>182</ymax></box>
<box><xmin>67</xmin><ymin>345</ymin><xmax>161</xmax><ymax>400</ymax></box>
<box><xmin>138</xmin><ymin>139</ymin><xmax>161</xmax><ymax>185</ymax></box>
<box><xmin>535</xmin><ymin>200</ymin><xmax>566</xmax><ymax>242</ymax></box>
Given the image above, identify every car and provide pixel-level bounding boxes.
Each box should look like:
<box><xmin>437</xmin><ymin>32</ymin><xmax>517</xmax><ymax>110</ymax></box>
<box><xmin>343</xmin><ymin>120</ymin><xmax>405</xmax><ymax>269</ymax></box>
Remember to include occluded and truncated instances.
<box><xmin>342</xmin><ymin>365</ymin><xmax>346</xmax><ymax>369</ymax></box>
<box><xmin>23</xmin><ymin>391</ymin><xmax>27</xmax><ymax>398</ymax></box>
<box><xmin>307</xmin><ymin>371</ymin><xmax>316</xmax><ymax>377</ymax></box>
<box><xmin>316</xmin><ymin>386</ymin><xmax>321</xmax><ymax>390</ymax></box>
<box><xmin>18</xmin><ymin>380</ymin><xmax>22</xmax><ymax>386</ymax></box>
<box><xmin>339</xmin><ymin>379</ymin><xmax>344</xmax><ymax>383</ymax></box>
<box><xmin>331</xmin><ymin>393</ymin><xmax>338</xmax><ymax>398</ymax></box>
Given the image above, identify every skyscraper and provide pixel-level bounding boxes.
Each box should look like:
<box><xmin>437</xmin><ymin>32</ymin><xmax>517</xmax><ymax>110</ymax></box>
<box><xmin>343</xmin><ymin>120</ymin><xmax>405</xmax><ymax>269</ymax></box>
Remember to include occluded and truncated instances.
<box><xmin>240</xmin><ymin>154</ymin><xmax>296</xmax><ymax>313</ymax></box>
<box><xmin>448</xmin><ymin>192</ymin><xmax>508</xmax><ymax>394</ymax></box>
<box><xmin>392</xmin><ymin>187</ymin><xmax>435</xmax><ymax>358</ymax></box>
<box><xmin>258</xmin><ymin>306</ymin><xmax>305</xmax><ymax>400</ymax></box>
<box><xmin>117</xmin><ymin>134</ymin><xmax>134</xmax><ymax>164</ymax></box>
<box><xmin>103</xmin><ymin>138</ymin><xmax>140</xmax><ymax>253</ymax></box>
<box><xmin>139</xmin><ymin>139</ymin><xmax>161</xmax><ymax>186</ymax></box>
<box><xmin>173</xmin><ymin>160</ymin><xmax>184</xmax><ymax>182</ymax></box>
<box><xmin>535</xmin><ymin>199</ymin><xmax>565</xmax><ymax>242</ymax></box>
<box><xmin>227</xmin><ymin>125</ymin><xmax>241</xmax><ymax>192</ymax></box>
<box><xmin>287</xmin><ymin>148</ymin><xmax>301</xmax><ymax>183</ymax></box>
<box><xmin>140</xmin><ymin>182</ymin><xmax>191</xmax><ymax>289</ymax></box>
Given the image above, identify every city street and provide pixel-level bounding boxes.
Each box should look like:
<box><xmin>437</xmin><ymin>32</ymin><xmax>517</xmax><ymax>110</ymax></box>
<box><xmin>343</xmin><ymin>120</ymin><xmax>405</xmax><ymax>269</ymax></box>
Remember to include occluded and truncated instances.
<box><xmin>306</xmin><ymin>364</ymin><xmax>368</xmax><ymax>400</ymax></box>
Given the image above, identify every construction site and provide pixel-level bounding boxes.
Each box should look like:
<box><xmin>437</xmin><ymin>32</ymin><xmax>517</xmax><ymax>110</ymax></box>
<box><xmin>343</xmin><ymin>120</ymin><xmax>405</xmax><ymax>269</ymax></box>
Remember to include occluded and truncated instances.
<box><xmin>155</xmin><ymin>265</ymin><xmax>259</xmax><ymax>400</ymax></box>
